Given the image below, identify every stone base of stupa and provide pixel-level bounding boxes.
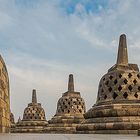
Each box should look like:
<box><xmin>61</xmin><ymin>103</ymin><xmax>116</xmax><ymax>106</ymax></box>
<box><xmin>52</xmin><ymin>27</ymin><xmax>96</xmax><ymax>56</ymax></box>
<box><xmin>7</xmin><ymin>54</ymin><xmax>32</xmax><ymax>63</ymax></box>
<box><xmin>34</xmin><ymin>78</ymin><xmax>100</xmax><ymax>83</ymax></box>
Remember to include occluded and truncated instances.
<box><xmin>10</xmin><ymin>124</ymin><xmax>16</xmax><ymax>133</ymax></box>
<box><xmin>138</xmin><ymin>129</ymin><xmax>140</xmax><ymax>136</ymax></box>
<box><xmin>45</xmin><ymin>115</ymin><xmax>84</xmax><ymax>133</ymax></box>
<box><xmin>77</xmin><ymin>103</ymin><xmax>140</xmax><ymax>134</ymax></box>
<box><xmin>11</xmin><ymin>120</ymin><xmax>48</xmax><ymax>133</ymax></box>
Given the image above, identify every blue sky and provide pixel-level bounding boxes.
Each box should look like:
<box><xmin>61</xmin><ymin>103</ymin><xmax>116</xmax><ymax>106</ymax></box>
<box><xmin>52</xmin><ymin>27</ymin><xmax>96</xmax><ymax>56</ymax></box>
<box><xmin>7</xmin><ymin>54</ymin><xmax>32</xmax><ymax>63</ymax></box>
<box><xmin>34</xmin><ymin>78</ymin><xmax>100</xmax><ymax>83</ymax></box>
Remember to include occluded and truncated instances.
<box><xmin>1</xmin><ymin>0</ymin><xmax>140</xmax><ymax>120</ymax></box>
<box><xmin>59</xmin><ymin>0</ymin><xmax>109</xmax><ymax>15</ymax></box>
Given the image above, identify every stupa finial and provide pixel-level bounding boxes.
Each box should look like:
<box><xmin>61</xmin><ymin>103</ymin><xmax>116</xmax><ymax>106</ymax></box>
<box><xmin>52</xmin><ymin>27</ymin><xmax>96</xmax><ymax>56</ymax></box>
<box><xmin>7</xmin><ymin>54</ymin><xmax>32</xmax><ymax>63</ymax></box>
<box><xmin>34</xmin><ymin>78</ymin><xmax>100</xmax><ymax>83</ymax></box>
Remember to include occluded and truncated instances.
<box><xmin>32</xmin><ymin>89</ymin><xmax>37</xmax><ymax>103</ymax></box>
<box><xmin>68</xmin><ymin>74</ymin><xmax>74</xmax><ymax>92</ymax></box>
<box><xmin>116</xmin><ymin>34</ymin><xmax>128</xmax><ymax>65</ymax></box>
<box><xmin>18</xmin><ymin>116</ymin><xmax>21</xmax><ymax>122</ymax></box>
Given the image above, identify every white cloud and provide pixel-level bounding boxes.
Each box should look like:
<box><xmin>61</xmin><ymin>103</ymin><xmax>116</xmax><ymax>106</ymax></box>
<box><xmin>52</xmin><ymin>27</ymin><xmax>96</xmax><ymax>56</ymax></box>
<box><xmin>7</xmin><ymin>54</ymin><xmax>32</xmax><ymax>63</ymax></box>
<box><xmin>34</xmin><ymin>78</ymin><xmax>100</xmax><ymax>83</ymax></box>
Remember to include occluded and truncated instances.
<box><xmin>8</xmin><ymin>55</ymin><xmax>107</xmax><ymax>120</ymax></box>
<box><xmin>0</xmin><ymin>12</ymin><xmax>13</xmax><ymax>29</ymax></box>
<box><xmin>0</xmin><ymin>0</ymin><xmax>140</xmax><ymax>121</ymax></box>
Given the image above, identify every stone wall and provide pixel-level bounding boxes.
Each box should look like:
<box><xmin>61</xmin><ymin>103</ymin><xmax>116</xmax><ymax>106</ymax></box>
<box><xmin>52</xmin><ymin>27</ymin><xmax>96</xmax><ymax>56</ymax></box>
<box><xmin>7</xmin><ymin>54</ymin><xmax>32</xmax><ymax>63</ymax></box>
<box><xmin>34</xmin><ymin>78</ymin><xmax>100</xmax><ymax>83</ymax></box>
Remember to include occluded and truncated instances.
<box><xmin>0</xmin><ymin>56</ymin><xmax>10</xmax><ymax>133</ymax></box>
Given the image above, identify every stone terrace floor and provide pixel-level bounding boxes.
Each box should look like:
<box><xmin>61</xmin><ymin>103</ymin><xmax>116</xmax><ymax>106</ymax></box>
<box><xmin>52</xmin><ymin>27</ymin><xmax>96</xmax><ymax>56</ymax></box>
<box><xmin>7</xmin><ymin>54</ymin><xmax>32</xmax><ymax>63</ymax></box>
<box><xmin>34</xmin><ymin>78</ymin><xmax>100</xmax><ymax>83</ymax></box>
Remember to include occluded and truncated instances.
<box><xmin>0</xmin><ymin>134</ymin><xmax>140</xmax><ymax>140</ymax></box>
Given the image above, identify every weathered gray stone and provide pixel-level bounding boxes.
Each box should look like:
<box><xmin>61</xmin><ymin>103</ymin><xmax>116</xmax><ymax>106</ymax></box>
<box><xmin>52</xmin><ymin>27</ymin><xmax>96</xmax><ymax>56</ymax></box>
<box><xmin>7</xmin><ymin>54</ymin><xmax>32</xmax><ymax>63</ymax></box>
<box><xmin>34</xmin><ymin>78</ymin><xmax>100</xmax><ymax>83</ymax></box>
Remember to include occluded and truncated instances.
<box><xmin>45</xmin><ymin>74</ymin><xmax>86</xmax><ymax>133</ymax></box>
<box><xmin>11</xmin><ymin>90</ymin><xmax>48</xmax><ymax>133</ymax></box>
<box><xmin>0</xmin><ymin>55</ymin><xmax>10</xmax><ymax>133</ymax></box>
<box><xmin>76</xmin><ymin>34</ymin><xmax>140</xmax><ymax>135</ymax></box>
<box><xmin>10</xmin><ymin>112</ymin><xmax>16</xmax><ymax>132</ymax></box>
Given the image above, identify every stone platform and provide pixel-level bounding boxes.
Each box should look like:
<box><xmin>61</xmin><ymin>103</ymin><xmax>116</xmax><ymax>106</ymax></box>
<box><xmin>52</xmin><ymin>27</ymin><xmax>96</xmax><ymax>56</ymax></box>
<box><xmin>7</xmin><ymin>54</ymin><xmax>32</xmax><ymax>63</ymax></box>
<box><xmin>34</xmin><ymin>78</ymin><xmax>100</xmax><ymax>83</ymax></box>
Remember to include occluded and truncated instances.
<box><xmin>77</xmin><ymin>103</ymin><xmax>140</xmax><ymax>134</ymax></box>
<box><xmin>0</xmin><ymin>134</ymin><xmax>140</xmax><ymax>140</ymax></box>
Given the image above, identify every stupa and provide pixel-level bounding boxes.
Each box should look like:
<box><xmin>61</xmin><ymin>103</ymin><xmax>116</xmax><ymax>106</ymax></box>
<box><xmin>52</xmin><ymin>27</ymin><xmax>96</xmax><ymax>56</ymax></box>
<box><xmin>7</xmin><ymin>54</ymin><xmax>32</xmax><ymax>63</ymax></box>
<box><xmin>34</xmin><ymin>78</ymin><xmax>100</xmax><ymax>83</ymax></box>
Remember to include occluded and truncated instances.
<box><xmin>12</xmin><ymin>89</ymin><xmax>48</xmax><ymax>133</ymax></box>
<box><xmin>0</xmin><ymin>55</ymin><xmax>10</xmax><ymax>133</ymax></box>
<box><xmin>77</xmin><ymin>34</ymin><xmax>140</xmax><ymax>134</ymax></box>
<box><xmin>10</xmin><ymin>112</ymin><xmax>15</xmax><ymax>132</ymax></box>
<box><xmin>45</xmin><ymin>74</ymin><xmax>86</xmax><ymax>133</ymax></box>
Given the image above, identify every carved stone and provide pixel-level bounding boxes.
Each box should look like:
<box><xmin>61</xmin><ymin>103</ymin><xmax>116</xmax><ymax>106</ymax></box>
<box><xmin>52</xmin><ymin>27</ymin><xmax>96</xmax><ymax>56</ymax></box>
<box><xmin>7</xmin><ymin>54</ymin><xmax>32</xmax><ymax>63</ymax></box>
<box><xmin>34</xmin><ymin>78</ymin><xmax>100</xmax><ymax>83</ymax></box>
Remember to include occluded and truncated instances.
<box><xmin>10</xmin><ymin>112</ymin><xmax>16</xmax><ymax>132</ymax></box>
<box><xmin>77</xmin><ymin>34</ymin><xmax>140</xmax><ymax>134</ymax></box>
<box><xmin>45</xmin><ymin>74</ymin><xmax>86</xmax><ymax>133</ymax></box>
<box><xmin>12</xmin><ymin>89</ymin><xmax>48</xmax><ymax>133</ymax></box>
<box><xmin>0</xmin><ymin>55</ymin><xmax>10</xmax><ymax>133</ymax></box>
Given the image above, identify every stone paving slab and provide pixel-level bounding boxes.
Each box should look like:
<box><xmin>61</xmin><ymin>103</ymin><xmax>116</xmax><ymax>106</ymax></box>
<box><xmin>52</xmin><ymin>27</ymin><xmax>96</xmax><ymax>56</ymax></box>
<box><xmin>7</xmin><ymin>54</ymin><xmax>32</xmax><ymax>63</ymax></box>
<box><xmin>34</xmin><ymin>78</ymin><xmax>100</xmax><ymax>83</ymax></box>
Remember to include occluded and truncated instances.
<box><xmin>0</xmin><ymin>134</ymin><xmax>140</xmax><ymax>140</ymax></box>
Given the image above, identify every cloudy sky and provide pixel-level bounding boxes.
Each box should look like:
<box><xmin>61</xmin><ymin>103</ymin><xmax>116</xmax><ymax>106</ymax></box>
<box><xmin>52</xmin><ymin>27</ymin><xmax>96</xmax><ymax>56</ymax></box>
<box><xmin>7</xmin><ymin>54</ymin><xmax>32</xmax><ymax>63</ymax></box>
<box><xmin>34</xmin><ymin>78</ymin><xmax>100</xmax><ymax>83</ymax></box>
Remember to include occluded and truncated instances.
<box><xmin>1</xmin><ymin>0</ymin><xmax>140</xmax><ymax>120</ymax></box>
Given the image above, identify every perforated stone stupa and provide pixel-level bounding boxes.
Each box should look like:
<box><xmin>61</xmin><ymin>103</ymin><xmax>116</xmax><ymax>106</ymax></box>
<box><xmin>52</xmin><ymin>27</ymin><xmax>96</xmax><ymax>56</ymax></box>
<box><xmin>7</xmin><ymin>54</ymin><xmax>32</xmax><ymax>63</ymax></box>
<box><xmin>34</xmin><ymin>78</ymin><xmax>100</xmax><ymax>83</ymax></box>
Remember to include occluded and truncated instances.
<box><xmin>10</xmin><ymin>112</ymin><xmax>15</xmax><ymax>132</ymax></box>
<box><xmin>12</xmin><ymin>89</ymin><xmax>48</xmax><ymax>133</ymax></box>
<box><xmin>77</xmin><ymin>34</ymin><xmax>140</xmax><ymax>134</ymax></box>
<box><xmin>45</xmin><ymin>74</ymin><xmax>86</xmax><ymax>133</ymax></box>
<box><xmin>0</xmin><ymin>55</ymin><xmax>10</xmax><ymax>133</ymax></box>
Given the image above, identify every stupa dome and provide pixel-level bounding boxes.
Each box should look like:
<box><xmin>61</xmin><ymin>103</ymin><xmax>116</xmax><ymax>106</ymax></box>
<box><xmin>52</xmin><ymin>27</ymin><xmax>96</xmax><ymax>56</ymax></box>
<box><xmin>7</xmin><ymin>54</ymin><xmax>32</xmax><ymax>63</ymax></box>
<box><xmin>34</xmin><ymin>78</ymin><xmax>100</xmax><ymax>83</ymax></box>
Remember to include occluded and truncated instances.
<box><xmin>10</xmin><ymin>112</ymin><xmax>15</xmax><ymax>124</ymax></box>
<box><xmin>56</xmin><ymin>74</ymin><xmax>85</xmax><ymax>116</ymax></box>
<box><xmin>0</xmin><ymin>55</ymin><xmax>10</xmax><ymax>133</ymax></box>
<box><xmin>23</xmin><ymin>89</ymin><xmax>46</xmax><ymax>121</ymax></box>
<box><xmin>97</xmin><ymin>34</ymin><xmax>140</xmax><ymax>105</ymax></box>
<box><xmin>45</xmin><ymin>74</ymin><xmax>86</xmax><ymax>133</ymax></box>
<box><xmin>77</xmin><ymin>34</ymin><xmax>140</xmax><ymax>134</ymax></box>
<box><xmin>11</xmin><ymin>89</ymin><xmax>48</xmax><ymax>133</ymax></box>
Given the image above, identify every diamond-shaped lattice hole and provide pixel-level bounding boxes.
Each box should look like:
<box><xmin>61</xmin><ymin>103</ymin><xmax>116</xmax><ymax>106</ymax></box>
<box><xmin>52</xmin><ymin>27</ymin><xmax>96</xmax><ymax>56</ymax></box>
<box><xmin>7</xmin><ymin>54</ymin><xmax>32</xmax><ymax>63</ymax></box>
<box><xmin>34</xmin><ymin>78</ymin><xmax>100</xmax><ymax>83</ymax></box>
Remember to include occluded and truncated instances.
<box><xmin>113</xmin><ymin>92</ymin><xmax>118</xmax><ymax>99</ymax></box>
<box><xmin>138</xmin><ymin>86</ymin><xmax>140</xmax><ymax>91</ymax></box>
<box><xmin>134</xmin><ymin>93</ymin><xmax>138</xmax><ymax>98</ymax></box>
<box><xmin>118</xmin><ymin>85</ymin><xmax>122</xmax><ymax>91</ymax></box>
<box><xmin>109</xmin><ymin>75</ymin><xmax>113</xmax><ymax>80</ymax></box>
<box><xmin>103</xmin><ymin>78</ymin><xmax>105</xmax><ymax>81</ymax></box>
<box><xmin>123</xmin><ymin>92</ymin><xmax>128</xmax><ymax>99</ymax></box>
<box><xmin>119</xmin><ymin>74</ymin><xmax>122</xmax><ymax>78</ymax></box>
<box><xmin>108</xmin><ymin>87</ymin><xmax>112</xmax><ymax>92</ymax></box>
<box><xmin>99</xmin><ymin>84</ymin><xmax>102</xmax><ymax>88</ymax></box>
<box><xmin>128</xmin><ymin>85</ymin><xmax>133</xmax><ymax>91</ymax></box>
<box><xmin>133</xmin><ymin>79</ymin><xmax>137</xmax><ymax>84</ymax></box>
<box><xmin>114</xmin><ymin>79</ymin><xmax>118</xmax><ymax>85</ymax></box>
<box><xmin>101</xmin><ymin>89</ymin><xmax>104</xmax><ymax>93</ymax></box>
<box><xmin>128</xmin><ymin>73</ymin><xmax>132</xmax><ymax>78</ymax></box>
<box><xmin>105</xmin><ymin>81</ymin><xmax>109</xmax><ymax>85</ymax></box>
<box><xmin>73</xmin><ymin>102</ymin><xmax>76</xmax><ymax>105</ymax></box>
<box><xmin>124</xmin><ymin>79</ymin><xmax>128</xmax><ymax>84</ymax></box>
<box><xmin>137</xmin><ymin>74</ymin><xmax>140</xmax><ymax>78</ymax></box>
<box><xmin>104</xmin><ymin>95</ymin><xmax>107</xmax><ymax>99</ymax></box>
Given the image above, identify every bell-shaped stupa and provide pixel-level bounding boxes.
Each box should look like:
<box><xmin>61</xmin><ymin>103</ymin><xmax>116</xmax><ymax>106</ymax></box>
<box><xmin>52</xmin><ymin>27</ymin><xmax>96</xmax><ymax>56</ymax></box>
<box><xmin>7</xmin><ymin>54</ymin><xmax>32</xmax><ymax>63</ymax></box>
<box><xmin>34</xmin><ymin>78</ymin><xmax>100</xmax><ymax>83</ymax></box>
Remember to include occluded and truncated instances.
<box><xmin>0</xmin><ymin>55</ymin><xmax>10</xmax><ymax>133</ymax></box>
<box><xmin>10</xmin><ymin>112</ymin><xmax>15</xmax><ymax>132</ymax></box>
<box><xmin>77</xmin><ymin>34</ymin><xmax>140</xmax><ymax>134</ymax></box>
<box><xmin>45</xmin><ymin>74</ymin><xmax>86</xmax><ymax>133</ymax></box>
<box><xmin>12</xmin><ymin>89</ymin><xmax>48</xmax><ymax>133</ymax></box>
